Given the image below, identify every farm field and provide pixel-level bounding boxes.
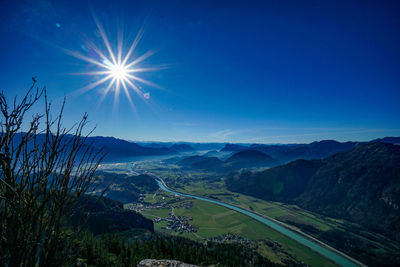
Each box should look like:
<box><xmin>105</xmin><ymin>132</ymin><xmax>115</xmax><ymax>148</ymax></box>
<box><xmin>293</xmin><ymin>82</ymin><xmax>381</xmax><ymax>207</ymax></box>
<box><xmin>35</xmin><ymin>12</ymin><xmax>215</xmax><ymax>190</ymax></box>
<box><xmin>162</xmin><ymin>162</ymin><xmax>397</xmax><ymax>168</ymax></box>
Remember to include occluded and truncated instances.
<box><xmin>129</xmin><ymin>161</ymin><xmax>398</xmax><ymax>266</ymax></box>
<box><xmin>179</xmin><ymin>180</ymin><xmax>336</xmax><ymax>232</ymax></box>
<box><xmin>171</xmin><ymin>179</ymin><xmax>398</xmax><ymax>266</ymax></box>
<box><xmin>140</xmin><ymin>191</ymin><xmax>338</xmax><ymax>266</ymax></box>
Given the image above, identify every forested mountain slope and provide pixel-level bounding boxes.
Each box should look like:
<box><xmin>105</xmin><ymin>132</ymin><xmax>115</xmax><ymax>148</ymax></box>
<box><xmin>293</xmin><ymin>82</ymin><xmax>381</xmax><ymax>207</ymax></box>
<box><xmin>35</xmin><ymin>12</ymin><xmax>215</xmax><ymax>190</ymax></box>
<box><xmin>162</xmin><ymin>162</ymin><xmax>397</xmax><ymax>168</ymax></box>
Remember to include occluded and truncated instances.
<box><xmin>227</xmin><ymin>142</ymin><xmax>400</xmax><ymax>241</ymax></box>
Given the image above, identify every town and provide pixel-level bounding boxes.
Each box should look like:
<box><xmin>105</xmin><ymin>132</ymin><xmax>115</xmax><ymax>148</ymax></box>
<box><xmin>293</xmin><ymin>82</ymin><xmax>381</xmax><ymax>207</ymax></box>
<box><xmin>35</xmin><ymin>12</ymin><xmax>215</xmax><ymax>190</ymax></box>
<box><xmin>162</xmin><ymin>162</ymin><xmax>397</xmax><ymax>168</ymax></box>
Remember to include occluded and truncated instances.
<box><xmin>157</xmin><ymin>212</ymin><xmax>197</xmax><ymax>234</ymax></box>
<box><xmin>124</xmin><ymin>193</ymin><xmax>197</xmax><ymax>234</ymax></box>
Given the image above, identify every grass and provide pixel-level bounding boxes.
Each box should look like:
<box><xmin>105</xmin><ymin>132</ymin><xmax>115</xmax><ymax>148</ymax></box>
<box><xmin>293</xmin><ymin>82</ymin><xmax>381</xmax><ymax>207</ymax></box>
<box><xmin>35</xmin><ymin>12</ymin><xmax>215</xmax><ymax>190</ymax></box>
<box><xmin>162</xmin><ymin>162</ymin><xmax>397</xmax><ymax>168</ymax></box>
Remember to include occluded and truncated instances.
<box><xmin>141</xmin><ymin>194</ymin><xmax>337</xmax><ymax>267</ymax></box>
<box><xmin>142</xmin><ymin>208</ymin><xmax>170</xmax><ymax>218</ymax></box>
<box><xmin>109</xmin><ymin>160</ymin><xmax>399</xmax><ymax>266</ymax></box>
<box><xmin>174</xmin><ymin>179</ymin><xmax>400</xmax><ymax>266</ymax></box>
<box><xmin>180</xmin><ymin>180</ymin><xmax>336</xmax><ymax>232</ymax></box>
<box><xmin>130</xmin><ymin>164</ymin><xmax>340</xmax><ymax>265</ymax></box>
<box><xmin>144</xmin><ymin>191</ymin><xmax>175</xmax><ymax>204</ymax></box>
<box><xmin>174</xmin><ymin>199</ymin><xmax>270</xmax><ymax>240</ymax></box>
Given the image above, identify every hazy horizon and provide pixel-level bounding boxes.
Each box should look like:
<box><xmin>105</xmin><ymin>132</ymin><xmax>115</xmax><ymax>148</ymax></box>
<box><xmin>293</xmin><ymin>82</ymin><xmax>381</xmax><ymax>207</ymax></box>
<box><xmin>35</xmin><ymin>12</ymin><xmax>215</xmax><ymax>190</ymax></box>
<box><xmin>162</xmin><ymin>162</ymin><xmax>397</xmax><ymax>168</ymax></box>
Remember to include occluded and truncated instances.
<box><xmin>97</xmin><ymin>134</ymin><xmax>399</xmax><ymax>145</ymax></box>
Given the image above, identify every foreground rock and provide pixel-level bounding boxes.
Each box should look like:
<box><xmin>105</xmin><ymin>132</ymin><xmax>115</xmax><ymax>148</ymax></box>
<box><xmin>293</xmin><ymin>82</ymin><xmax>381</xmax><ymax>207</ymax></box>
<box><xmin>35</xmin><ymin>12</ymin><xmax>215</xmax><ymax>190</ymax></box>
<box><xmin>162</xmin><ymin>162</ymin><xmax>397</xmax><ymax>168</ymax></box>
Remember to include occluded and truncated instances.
<box><xmin>138</xmin><ymin>259</ymin><xmax>199</xmax><ymax>267</ymax></box>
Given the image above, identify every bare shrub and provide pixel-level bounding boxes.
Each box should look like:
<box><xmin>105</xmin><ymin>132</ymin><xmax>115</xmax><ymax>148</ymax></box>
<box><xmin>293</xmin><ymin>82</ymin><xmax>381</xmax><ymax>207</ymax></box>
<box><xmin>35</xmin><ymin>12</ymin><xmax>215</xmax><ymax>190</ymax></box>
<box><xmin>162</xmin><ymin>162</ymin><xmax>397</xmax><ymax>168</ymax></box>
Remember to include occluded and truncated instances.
<box><xmin>0</xmin><ymin>80</ymin><xmax>104</xmax><ymax>266</ymax></box>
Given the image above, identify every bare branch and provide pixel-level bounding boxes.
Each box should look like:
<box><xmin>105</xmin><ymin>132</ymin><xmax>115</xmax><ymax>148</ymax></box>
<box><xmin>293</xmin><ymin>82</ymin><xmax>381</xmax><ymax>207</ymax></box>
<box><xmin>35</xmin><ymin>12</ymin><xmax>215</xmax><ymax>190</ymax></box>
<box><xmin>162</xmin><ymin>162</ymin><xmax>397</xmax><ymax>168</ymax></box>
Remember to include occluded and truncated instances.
<box><xmin>0</xmin><ymin>80</ymin><xmax>104</xmax><ymax>266</ymax></box>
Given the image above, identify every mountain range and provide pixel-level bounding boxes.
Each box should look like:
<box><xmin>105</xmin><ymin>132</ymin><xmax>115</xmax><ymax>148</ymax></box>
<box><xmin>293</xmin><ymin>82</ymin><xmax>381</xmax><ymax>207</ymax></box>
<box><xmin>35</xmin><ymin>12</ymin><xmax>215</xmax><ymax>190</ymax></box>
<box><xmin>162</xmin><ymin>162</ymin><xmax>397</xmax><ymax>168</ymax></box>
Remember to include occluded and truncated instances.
<box><xmin>10</xmin><ymin>133</ymin><xmax>180</xmax><ymax>163</ymax></box>
<box><xmin>14</xmin><ymin>132</ymin><xmax>400</xmax><ymax>164</ymax></box>
<box><xmin>86</xmin><ymin>136</ymin><xmax>177</xmax><ymax>162</ymax></box>
<box><xmin>227</xmin><ymin>141</ymin><xmax>400</xmax><ymax>241</ymax></box>
<box><xmin>221</xmin><ymin>137</ymin><xmax>400</xmax><ymax>163</ymax></box>
<box><xmin>177</xmin><ymin>149</ymin><xmax>280</xmax><ymax>171</ymax></box>
<box><xmin>170</xmin><ymin>143</ymin><xmax>195</xmax><ymax>152</ymax></box>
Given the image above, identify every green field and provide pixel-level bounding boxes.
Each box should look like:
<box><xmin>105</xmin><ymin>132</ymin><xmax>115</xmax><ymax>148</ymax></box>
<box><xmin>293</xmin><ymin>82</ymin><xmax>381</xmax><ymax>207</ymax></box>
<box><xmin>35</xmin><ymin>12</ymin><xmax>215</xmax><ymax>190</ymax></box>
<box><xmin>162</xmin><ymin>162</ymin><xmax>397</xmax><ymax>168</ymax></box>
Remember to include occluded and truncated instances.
<box><xmin>169</xmin><ymin>179</ymin><xmax>399</xmax><ymax>266</ymax></box>
<box><xmin>141</xmin><ymin>192</ymin><xmax>337</xmax><ymax>267</ymax></box>
<box><xmin>113</xmin><ymin>158</ymin><xmax>398</xmax><ymax>266</ymax></box>
<box><xmin>180</xmin><ymin>180</ymin><xmax>340</xmax><ymax>232</ymax></box>
<box><xmin>132</xmin><ymin>162</ymin><xmax>342</xmax><ymax>266</ymax></box>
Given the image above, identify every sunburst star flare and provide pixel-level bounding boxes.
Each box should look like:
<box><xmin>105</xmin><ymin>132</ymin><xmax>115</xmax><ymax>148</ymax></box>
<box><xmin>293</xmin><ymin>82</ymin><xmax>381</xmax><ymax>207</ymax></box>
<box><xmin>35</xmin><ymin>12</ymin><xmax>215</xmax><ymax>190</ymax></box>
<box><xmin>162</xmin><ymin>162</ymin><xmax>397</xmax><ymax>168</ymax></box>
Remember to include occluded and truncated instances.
<box><xmin>65</xmin><ymin>21</ymin><xmax>161</xmax><ymax>110</ymax></box>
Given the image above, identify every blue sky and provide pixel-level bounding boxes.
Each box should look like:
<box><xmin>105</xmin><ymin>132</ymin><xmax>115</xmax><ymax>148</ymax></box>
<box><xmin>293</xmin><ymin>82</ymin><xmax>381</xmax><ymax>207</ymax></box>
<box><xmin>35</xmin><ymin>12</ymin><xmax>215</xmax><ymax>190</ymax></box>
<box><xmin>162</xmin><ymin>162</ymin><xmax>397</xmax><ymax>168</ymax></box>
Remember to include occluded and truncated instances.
<box><xmin>0</xmin><ymin>0</ymin><xmax>399</xmax><ymax>143</ymax></box>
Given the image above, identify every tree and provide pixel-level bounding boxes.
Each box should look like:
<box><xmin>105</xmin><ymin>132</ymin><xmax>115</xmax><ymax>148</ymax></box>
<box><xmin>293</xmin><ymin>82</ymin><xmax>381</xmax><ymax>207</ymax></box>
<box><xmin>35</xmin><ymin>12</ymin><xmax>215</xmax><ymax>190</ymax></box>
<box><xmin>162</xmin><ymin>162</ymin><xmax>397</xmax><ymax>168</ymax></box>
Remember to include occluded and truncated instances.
<box><xmin>0</xmin><ymin>80</ymin><xmax>104</xmax><ymax>266</ymax></box>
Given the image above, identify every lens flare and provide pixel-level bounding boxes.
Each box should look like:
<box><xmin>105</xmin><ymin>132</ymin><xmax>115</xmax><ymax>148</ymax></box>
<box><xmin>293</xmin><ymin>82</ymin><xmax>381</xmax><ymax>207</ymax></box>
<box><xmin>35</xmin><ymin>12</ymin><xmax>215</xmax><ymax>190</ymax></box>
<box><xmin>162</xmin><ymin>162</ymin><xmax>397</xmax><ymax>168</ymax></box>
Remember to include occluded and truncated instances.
<box><xmin>65</xmin><ymin>18</ymin><xmax>165</xmax><ymax>110</ymax></box>
<box><xmin>109</xmin><ymin>64</ymin><xmax>128</xmax><ymax>80</ymax></box>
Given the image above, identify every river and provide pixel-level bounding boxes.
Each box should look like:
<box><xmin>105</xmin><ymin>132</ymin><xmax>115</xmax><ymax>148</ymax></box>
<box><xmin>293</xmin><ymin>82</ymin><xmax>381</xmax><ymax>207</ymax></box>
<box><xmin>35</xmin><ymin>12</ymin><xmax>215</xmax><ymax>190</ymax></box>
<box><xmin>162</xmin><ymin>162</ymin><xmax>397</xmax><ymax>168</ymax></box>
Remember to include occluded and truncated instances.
<box><xmin>156</xmin><ymin>179</ymin><xmax>364</xmax><ymax>267</ymax></box>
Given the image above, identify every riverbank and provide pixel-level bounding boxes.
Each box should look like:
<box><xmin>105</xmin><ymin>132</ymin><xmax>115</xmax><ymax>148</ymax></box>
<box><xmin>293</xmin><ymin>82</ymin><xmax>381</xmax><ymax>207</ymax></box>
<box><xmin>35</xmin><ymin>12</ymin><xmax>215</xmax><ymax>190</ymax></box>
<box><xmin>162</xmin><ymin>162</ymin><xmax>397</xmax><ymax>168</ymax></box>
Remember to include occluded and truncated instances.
<box><xmin>156</xmin><ymin>178</ymin><xmax>366</xmax><ymax>267</ymax></box>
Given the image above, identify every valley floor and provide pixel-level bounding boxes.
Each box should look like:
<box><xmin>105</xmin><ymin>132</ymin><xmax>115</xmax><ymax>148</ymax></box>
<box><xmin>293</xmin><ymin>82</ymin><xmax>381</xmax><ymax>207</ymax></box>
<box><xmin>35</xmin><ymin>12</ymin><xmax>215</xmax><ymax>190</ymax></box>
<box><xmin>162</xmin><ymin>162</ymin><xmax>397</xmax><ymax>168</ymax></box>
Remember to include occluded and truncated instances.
<box><xmin>104</xmin><ymin>159</ymin><xmax>399</xmax><ymax>267</ymax></box>
<box><xmin>137</xmin><ymin>189</ymin><xmax>338</xmax><ymax>266</ymax></box>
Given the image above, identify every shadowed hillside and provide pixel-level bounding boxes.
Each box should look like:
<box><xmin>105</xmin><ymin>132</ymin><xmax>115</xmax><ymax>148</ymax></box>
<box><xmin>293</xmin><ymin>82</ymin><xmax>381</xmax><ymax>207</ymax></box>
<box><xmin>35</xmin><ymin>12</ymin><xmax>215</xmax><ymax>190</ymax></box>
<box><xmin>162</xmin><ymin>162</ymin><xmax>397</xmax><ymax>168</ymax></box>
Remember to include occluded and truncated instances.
<box><xmin>227</xmin><ymin>142</ymin><xmax>400</xmax><ymax>242</ymax></box>
<box><xmin>177</xmin><ymin>150</ymin><xmax>279</xmax><ymax>171</ymax></box>
<box><xmin>225</xmin><ymin>149</ymin><xmax>280</xmax><ymax>168</ymax></box>
<box><xmin>92</xmin><ymin>172</ymin><xmax>159</xmax><ymax>203</ymax></box>
<box><xmin>73</xmin><ymin>195</ymin><xmax>154</xmax><ymax>235</ymax></box>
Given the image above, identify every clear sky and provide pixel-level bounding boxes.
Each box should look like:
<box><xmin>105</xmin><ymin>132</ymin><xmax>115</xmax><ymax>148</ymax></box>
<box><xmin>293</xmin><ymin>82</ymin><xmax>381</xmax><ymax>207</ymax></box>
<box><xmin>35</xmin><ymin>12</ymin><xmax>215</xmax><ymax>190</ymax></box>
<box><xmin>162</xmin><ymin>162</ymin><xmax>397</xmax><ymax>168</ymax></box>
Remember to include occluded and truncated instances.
<box><xmin>1</xmin><ymin>0</ymin><xmax>399</xmax><ymax>143</ymax></box>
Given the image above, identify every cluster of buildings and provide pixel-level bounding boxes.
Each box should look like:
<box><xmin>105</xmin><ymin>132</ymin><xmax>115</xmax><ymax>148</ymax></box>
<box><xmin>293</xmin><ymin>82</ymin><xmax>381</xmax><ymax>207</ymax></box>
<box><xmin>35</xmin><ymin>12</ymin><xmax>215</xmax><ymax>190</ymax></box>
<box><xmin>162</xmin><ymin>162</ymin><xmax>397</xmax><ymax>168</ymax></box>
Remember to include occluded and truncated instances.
<box><xmin>208</xmin><ymin>234</ymin><xmax>288</xmax><ymax>253</ymax></box>
<box><xmin>138</xmin><ymin>193</ymin><xmax>146</xmax><ymax>202</ymax></box>
<box><xmin>125</xmin><ymin>195</ymin><xmax>194</xmax><ymax>214</ymax></box>
<box><xmin>157</xmin><ymin>212</ymin><xmax>197</xmax><ymax>234</ymax></box>
<box><xmin>124</xmin><ymin>191</ymin><xmax>197</xmax><ymax>235</ymax></box>
<box><xmin>125</xmin><ymin>201</ymin><xmax>170</xmax><ymax>213</ymax></box>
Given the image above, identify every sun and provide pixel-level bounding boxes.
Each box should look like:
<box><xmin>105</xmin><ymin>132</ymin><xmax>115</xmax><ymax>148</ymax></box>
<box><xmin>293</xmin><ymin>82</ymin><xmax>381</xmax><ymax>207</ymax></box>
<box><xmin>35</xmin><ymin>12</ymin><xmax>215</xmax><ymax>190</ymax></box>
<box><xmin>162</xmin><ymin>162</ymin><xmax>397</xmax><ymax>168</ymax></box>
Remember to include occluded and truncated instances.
<box><xmin>108</xmin><ymin>63</ymin><xmax>128</xmax><ymax>81</ymax></box>
<box><xmin>65</xmin><ymin>18</ymin><xmax>164</xmax><ymax>109</ymax></box>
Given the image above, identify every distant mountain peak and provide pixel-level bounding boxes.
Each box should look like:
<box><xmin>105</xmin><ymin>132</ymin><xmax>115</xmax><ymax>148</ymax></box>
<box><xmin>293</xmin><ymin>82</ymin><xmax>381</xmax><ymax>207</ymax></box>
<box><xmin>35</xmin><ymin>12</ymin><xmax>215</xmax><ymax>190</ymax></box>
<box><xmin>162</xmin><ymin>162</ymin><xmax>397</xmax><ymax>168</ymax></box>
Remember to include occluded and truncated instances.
<box><xmin>170</xmin><ymin>143</ymin><xmax>195</xmax><ymax>152</ymax></box>
<box><xmin>225</xmin><ymin>149</ymin><xmax>280</xmax><ymax>167</ymax></box>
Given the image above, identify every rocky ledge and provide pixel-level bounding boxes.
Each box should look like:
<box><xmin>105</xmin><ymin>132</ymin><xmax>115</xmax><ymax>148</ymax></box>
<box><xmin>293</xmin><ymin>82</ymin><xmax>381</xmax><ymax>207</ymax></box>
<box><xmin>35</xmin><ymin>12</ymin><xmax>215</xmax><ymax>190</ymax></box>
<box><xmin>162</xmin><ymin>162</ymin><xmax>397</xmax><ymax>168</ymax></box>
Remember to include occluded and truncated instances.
<box><xmin>138</xmin><ymin>259</ymin><xmax>199</xmax><ymax>267</ymax></box>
